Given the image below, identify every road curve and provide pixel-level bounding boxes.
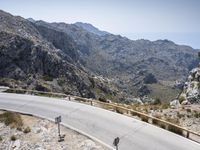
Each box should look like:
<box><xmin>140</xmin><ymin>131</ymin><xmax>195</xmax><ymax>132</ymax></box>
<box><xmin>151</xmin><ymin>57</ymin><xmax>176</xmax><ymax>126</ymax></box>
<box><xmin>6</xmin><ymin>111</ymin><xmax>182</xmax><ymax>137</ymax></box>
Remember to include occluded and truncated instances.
<box><xmin>0</xmin><ymin>93</ymin><xmax>200</xmax><ymax>150</ymax></box>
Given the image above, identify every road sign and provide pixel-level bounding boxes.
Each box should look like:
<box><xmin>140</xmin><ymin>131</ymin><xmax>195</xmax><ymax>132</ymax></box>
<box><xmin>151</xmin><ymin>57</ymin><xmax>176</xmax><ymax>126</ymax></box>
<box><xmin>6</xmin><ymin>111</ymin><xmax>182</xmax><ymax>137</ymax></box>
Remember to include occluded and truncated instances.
<box><xmin>113</xmin><ymin>137</ymin><xmax>120</xmax><ymax>150</ymax></box>
<box><xmin>55</xmin><ymin>116</ymin><xmax>61</xmax><ymax>124</ymax></box>
<box><xmin>55</xmin><ymin>116</ymin><xmax>65</xmax><ymax>142</ymax></box>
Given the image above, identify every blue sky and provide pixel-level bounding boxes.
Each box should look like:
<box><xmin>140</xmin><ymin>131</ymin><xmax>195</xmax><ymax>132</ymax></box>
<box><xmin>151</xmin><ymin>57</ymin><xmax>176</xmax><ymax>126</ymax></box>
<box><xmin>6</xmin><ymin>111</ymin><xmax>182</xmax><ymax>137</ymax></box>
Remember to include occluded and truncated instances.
<box><xmin>0</xmin><ymin>0</ymin><xmax>199</xmax><ymax>48</ymax></box>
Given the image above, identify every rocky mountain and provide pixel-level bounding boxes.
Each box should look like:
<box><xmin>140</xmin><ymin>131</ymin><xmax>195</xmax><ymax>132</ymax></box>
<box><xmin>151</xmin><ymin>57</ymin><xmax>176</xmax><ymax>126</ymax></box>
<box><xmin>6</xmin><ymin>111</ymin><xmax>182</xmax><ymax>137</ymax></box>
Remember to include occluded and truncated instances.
<box><xmin>179</xmin><ymin>65</ymin><xmax>200</xmax><ymax>104</ymax></box>
<box><xmin>0</xmin><ymin>9</ymin><xmax>199</xmax><ymax>103</ymax></box>
<box><xmin>31</xmin><ymin>20</ymin><xmax>199</xmax><ymax>102</ymax></box>
<box><xmin>0</xmin><ymin>10</ymin><xmax>117</xmax><ymax>99</ymax></box>
<box><xmin>74</xmin><ymin>22</ymin><xmax>109</xmax><ymax>36</ymax></box>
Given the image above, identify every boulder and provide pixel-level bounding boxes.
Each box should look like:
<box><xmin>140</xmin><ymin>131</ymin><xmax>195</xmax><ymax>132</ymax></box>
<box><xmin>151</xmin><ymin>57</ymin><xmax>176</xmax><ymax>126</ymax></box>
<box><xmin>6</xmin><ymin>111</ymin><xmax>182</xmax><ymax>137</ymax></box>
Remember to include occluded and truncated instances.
<box><xmin>181</xmin><ymin>100</ymin><xmax>191</xmax><ymax>105</ymax></box>
<box><xmin>170</xmin><ymin>99</ymin><xmax>180</xmax><ymax>108</ymax></box>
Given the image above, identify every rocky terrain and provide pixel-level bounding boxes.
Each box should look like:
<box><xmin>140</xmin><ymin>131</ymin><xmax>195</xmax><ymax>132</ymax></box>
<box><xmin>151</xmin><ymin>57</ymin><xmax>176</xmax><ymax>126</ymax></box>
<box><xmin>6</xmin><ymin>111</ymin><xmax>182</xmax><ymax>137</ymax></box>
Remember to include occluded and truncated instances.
<box><xmin>0</xmin><ymin>10</ymin><xmax>118</xmax><ymax>100</ymax></box>
<box><xmin>31</xmin><ymin>17</ymin><xmax>200</xmax><ymax>102</ymax></box>
<box><xmin>0</xmin><ymin>9</ymin><xmax>200</xmax><ymax>103</ymax></box>
<box><xmin>122</xmin><ymin>102</ymin><xmax>200</xmax><ymax>142</ymax></box>
<box><xmin>179</xmin><ymin>65</ymin><xmax>200</xmax><ymax>104</ymax></box>
<box><xmin>0</xmin><ymin>111</ymin><xmax>107</xmax><ymax>150</ymax></box>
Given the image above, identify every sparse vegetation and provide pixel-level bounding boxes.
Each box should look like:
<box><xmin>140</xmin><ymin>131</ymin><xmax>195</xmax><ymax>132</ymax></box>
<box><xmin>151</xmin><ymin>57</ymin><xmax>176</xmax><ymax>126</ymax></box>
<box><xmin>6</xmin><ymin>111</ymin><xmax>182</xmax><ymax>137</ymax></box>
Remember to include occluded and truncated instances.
<box><xmin>153</xmin><ymin>98</ymin><xmax>161</xmax><ymax>105</ymax></box>
<box><xmin>116</xmin><ymin>107</ymin><xmax>124</xmax><ymax>114</ymax></box>
<box><xmin>23</xmin><ymin>126</ymin><xmax>31</xmax><ymax>133</ymax></box>
<box><xmin>179</xmin><ymin>96</ymin><xmax>185</xmax><ymax>104</ymax></box>
<box><xmin>10</xmin><ymin>135</ymin><xmax>17</xmax><ymax>141</ymax></box>
<box><xmin>0</xmin><ymin>112</ymin><xmax>23</xmax><ymax>128</ymax></box>
<box><xmin>186</xmin><ymin>109</ymin><xmax>191</xmax><ymax>113</ymax></box>
<box><xmin>160</xmin><ymin>103</ymin><xmax>170</xmax><ymax>109</ymax></box>
<box><xmin>165</xmin><ymin>117</ymin><xmax>180</xmax><ymax>125</ymax></box>
<box><xmin>193</xmin><ymin>110</ymin><xmax>200</xmax><ymax>118</ymax></box>
<box><xmin>141</xmin><ymin>115</ymin><xmax>149</xmax><ymax>122</ymax></box>
<box><xmin>0</xmin><ymin>136</ymin><xmax>2</xmax><ymax>141</ymax></box>
<box><xmin>57</xmin><ymin>78</ymin><xmax>65</xmax><ymax>86</ymax></box>
<box><xmin>42</xmin><ymin>75</ymin><xmax>53</xmax><ymax>81</ymax></box>
<box><xmin>177</xmin><ymin>112</ymin><xmax>185</xmax><ymax>118</ymax></box>
<box><xmin>17</xmin><ymin>127</ymin><xmax>22</xmax><ymax>131</ymax></box>
<box><xmin>168</xmin><ymin>125</ymin><xmax>183</xmax><ymax>136</ymax></box>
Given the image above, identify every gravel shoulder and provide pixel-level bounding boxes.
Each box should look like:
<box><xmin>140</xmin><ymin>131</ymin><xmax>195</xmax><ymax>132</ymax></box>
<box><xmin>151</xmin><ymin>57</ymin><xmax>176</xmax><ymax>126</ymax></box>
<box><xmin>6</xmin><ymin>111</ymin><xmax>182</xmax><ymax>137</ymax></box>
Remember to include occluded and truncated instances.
<box><xmin>0</xmin><ymin>111</ymin><xmax>109</xmax><ymax>150</ymax></box>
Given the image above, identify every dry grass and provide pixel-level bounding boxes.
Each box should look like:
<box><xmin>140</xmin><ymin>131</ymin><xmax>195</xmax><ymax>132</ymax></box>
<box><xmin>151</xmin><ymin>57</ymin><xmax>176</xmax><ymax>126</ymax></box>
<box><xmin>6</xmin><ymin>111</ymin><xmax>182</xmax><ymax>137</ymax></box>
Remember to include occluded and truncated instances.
<box><xmin>165</xmin><ymin>117</ymin><xmax>180</xmax><ymax>125</ymax></box>
<box><xmin>115</xmin><ymin>107</ymin><xmax>124</xmax><ymax>114</ymax></box>
<box><xmin>0</xmin><ymin>111</ymin><xmax>23</xmax><ymax>128</ymax></box>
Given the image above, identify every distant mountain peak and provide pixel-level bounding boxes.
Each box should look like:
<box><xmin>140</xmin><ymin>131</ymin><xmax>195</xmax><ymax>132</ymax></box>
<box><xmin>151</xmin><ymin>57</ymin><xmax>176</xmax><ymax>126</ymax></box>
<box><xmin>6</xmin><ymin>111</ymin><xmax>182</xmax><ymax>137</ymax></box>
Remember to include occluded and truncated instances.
<box><xmin>74</xmin><ymin>22</ymin><xmax>109</xmax><ymax>36</ymax></box>
<box><xmin>27</xmin><ymin>18</ymin><xmax>36</xmax><ymax>23</ymax></box>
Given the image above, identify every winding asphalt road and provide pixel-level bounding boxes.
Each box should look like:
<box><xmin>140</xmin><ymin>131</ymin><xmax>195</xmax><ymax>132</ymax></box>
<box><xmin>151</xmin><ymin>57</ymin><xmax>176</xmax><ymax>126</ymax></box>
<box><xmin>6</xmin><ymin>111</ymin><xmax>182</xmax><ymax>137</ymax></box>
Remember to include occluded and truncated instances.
<box><xmin>0</xmin><ymin>93</ymin><xmax>200</xmax><ymax>150</ymax></box>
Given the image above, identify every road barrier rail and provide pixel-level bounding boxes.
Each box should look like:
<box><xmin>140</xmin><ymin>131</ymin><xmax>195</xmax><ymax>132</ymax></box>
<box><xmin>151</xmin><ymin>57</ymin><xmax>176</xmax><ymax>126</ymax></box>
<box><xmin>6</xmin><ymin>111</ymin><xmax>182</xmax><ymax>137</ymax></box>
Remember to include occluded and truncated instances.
<box><xmin>3</xmin><ymin>88</ymin><xmax>200</xmax><ymax>143</ymax></box>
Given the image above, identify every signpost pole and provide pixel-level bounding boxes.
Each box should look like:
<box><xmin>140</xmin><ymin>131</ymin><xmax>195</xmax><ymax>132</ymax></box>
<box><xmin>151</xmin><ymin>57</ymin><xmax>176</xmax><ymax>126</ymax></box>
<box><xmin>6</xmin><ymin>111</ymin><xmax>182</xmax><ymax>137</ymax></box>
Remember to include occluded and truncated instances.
<box><xmin>58</xmin><ymin>121</ymin><xmax>61</xmax><ymax>137</ymax></box>
<box><xmin>55</xmin><ymin>116</ymin><xmax>65</xmax><ymax>142</ymax></box>
<box><xmin>113</xmin><ymin>137</ymin><xmax>120</xmax><ymax>150</ymax></box>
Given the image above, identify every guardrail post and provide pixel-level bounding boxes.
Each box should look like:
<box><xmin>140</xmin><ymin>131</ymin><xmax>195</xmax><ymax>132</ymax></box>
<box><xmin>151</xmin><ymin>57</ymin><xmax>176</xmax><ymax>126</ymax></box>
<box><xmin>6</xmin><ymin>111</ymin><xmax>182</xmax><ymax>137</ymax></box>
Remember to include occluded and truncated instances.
<box><xmin>186</xmin><ymin>131</ymin><xmax>189</xmax><ymax>138</ymax></box>
<box><xmin>90</xmin><ymin>101</ymin><xmax>93</xmax><ymax>106</ymax></box>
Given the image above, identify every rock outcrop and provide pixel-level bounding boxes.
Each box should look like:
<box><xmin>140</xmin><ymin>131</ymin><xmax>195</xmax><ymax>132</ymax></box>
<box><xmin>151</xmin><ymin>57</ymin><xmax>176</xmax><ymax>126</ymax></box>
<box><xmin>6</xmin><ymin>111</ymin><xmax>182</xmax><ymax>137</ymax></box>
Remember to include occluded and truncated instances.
<box><xmin>32</xmin><ymin>19</ymin><xmax>199</xmax><ymax>101</ymax></box>
<box><xmin>0</xmin><ymin>10</ymin><xmax>118</xmax><ymax>99</ymax></box>
<box><xmin>0</xmin><ymin>9</ymin><xmax>199</xmax><ymax>102</ymax></box>
<box><xmin>180</xmin><ymin>66</ymin><xmax>200</xmax><ymax>104</ymax></box>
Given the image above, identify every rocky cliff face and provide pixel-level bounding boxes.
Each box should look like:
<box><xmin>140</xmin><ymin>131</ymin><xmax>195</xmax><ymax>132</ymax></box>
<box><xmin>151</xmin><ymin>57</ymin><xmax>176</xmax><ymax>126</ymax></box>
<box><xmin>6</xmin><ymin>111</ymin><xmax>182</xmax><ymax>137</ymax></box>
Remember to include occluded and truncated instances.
<box><xmin>0</xmin><ymin>9</ymin><xmax>199</xmax><ymax>102</ymax></box>
<box><xmin>0</xmin><ymin>10</ymin><xmax>118</xmax><ymax>99</ymax></box>
<box><xmin>32</xmin><ymin>20</ymin><xmax>199</xmax><ymax>101</ymax></box>
<box><xmin>180</xmin><ymin>66</ymin><xmax>200</xmax><ymax>104</ymax></box>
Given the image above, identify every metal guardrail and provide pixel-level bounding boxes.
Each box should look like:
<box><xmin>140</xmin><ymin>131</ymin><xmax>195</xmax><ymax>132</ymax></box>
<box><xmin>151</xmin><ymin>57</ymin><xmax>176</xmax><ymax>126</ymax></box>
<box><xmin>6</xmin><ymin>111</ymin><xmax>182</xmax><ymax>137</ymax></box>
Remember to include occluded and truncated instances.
<box><xmin>4</xmin><ymin>88</ymin><xmax>200</xmax><ymax>142</ymax></box>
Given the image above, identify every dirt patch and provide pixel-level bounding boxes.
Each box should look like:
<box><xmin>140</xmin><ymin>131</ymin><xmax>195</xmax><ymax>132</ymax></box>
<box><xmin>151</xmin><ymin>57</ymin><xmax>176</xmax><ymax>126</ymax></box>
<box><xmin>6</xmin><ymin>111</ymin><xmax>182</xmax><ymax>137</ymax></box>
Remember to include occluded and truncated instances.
<box><xmin>0</xmin><ymin>111</ymin><xmax>109</xmax><ymax>150</ymax></box>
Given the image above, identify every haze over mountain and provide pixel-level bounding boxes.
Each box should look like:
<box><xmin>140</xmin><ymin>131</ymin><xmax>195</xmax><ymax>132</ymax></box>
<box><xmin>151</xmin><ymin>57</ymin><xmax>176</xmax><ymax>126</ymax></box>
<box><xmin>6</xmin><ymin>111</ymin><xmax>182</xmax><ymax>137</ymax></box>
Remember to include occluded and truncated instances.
<box><xmin>0</xmin><ymin>10</ymin><xmax>199</xmax><ymax>103</ymax></box>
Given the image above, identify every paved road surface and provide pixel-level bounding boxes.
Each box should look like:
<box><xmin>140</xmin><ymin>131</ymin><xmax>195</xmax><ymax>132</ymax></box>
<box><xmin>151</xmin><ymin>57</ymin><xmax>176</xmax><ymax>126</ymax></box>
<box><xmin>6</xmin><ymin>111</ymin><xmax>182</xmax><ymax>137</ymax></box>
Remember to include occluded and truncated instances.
<box><xmin>0</xmin><ymin>93</ymin><xmax>200</xmax><ymax>150</ymax></box>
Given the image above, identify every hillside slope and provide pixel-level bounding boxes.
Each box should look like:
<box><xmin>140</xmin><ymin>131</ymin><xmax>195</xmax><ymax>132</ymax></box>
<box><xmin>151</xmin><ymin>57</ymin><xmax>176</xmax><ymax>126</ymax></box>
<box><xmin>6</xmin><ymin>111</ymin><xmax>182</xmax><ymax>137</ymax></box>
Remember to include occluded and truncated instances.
<box><xmin>0</xmin><ymin>10</ymin><xmax>117</xmax><ymax>99</ymax></box>
<box><xmin>32</xmin><ymin>20</ymin><xmax>199</xmax><ymax>101</ymax></box>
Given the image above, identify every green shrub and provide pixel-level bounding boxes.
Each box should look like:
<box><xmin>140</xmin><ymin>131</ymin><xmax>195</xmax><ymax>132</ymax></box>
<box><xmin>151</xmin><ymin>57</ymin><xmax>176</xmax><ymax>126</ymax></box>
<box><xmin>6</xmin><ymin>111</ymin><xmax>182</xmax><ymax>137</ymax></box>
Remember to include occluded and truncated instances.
<box><xmin>10</xmin><ymin>135</ymin><xmax>17</xmax><ymax>141</ymax></box>
<box><xmin>161</xmin><ymin>103</ymin><xmax>170</xmax><ymax>109</ymax></box>
<box><xmin>198</xmin><ymin>82</ymin><xmax>200</xmax><ymax>89</ymax></box>
<box><xmin>42</xmin><ymin>75</ymin><xmax>53</xmax><ymax>81</ymax></box>
<box><xmin>0</xmin><ymin>136</ymin><xmax>2</xmax><ymax>141</ymax></box>
<box><xmin>179</xmin><ymin>96</ymin><xmax>185</xmax><ymax>104</ymax></box>
<box><xmin>193</xmin><ymin>111</ymin><xmax>200</xmax><ymax>118</ymax></box>
<box><xmin>186</xmin><ymin>109</ymin><xmax>191</xmax><ymax>113</ymax></box>
<box><xmin>153</xmin><ymin>98</ymin><xmax>161</xmax><ymax>105</ymax></box>
<box><xmin>23</xmin><ymin>127</ymin><xmax>31</xmax><ymax>133</ymax></box>
<box><xmin>0</xmin><ymin>112</ymin><xmax>23</xmax><ymax>128</ymax></box>
<box><xmin>177</xmin><ymin>112</ymin><xmax>185</xmax><ymax>118</ymax></box>
<box><xmin>17</xmin><ymin>127</ymin><xmax>22</xmax><ymax>131</ymax></box>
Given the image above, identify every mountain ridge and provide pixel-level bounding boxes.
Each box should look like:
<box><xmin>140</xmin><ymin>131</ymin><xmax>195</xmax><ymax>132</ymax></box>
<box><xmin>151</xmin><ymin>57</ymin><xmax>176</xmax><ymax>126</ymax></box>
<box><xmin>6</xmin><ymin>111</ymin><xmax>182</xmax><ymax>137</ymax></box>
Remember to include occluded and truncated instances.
<box><xmin>0</xmin><ymin>9</ymin><xmax>199</xmax><ymax>103</ymax></box>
